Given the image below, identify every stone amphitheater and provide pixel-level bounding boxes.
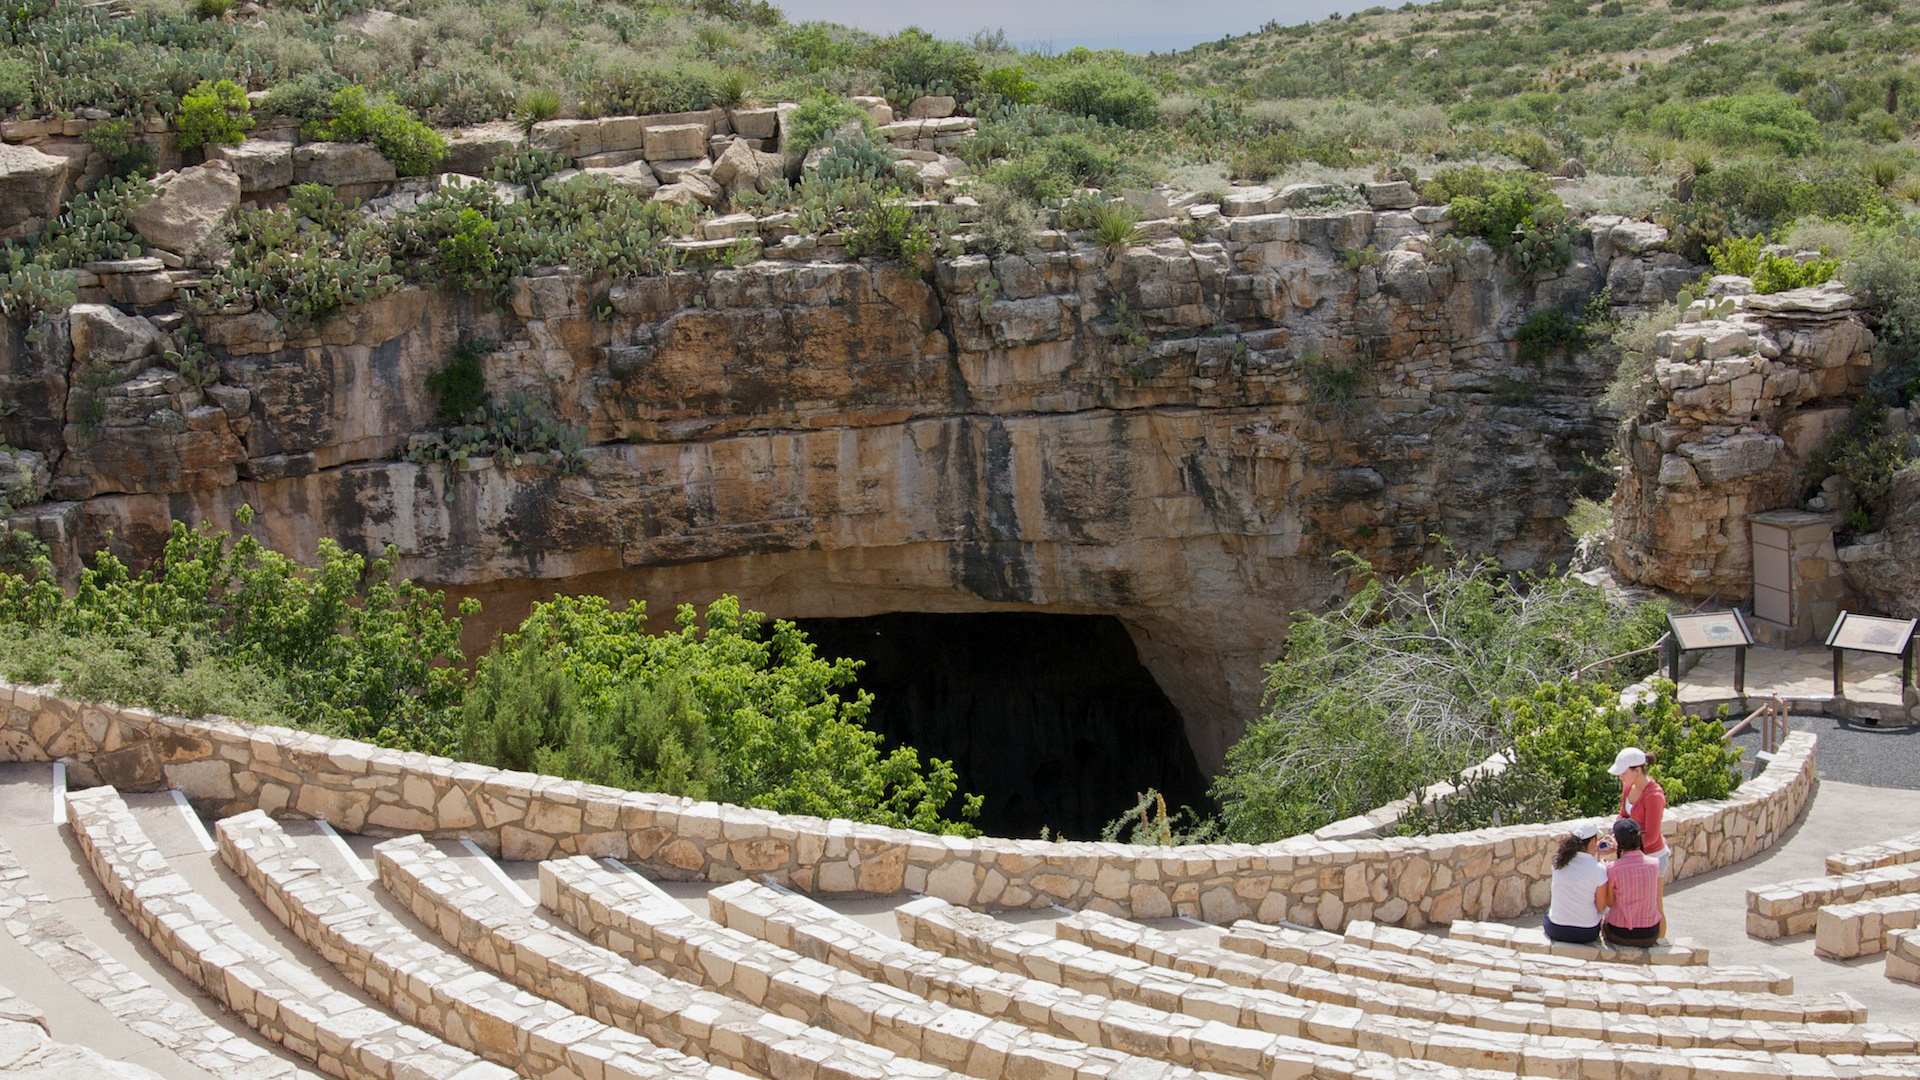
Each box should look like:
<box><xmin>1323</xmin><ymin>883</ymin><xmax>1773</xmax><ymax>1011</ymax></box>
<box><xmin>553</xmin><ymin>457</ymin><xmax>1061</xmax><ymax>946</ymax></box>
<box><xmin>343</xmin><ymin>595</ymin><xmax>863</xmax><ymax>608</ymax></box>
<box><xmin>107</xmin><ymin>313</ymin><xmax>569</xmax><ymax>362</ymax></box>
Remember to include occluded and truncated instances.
<box><xmin>5</xmin><ymin>676</ymin><xmax>1920</xmax><ymax>1080</ymax></box>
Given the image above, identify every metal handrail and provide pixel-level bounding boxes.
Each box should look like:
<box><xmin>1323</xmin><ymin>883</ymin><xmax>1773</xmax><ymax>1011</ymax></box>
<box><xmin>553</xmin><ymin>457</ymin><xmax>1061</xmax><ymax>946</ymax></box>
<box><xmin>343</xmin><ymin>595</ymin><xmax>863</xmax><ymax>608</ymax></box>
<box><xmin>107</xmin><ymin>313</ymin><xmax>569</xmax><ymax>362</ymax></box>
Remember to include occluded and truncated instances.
<box><xmin>1573</xmin><ymin>632</ymin><xmax>1673</xmax><ymax>682</ymax></box>
<box><xmin>1724</xmin><ymin>695</ymin><xmax>1790</xmax><ymax>754</ymax></box>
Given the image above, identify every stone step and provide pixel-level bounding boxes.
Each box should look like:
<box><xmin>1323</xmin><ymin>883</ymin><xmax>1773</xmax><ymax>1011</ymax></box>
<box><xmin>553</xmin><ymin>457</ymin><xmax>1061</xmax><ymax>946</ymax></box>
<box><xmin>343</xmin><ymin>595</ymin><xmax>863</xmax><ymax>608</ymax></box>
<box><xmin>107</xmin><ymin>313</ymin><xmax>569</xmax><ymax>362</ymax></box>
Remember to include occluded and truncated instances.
<box><xmin>1342</xmin><ymin>919</ymin><xmax>1797</xmax><ymax>994</ymax></box>
<box><xmin>1062</xmin><ymin>907</ymin><xmax>1913</xmax><ymax>1054</ymax></box>
<box><xmin>902</xmin><ymin>896</ymin><xmax>1920</xmax><ymax>1077</ymax></box>
<box><xmin>1749</xmin><ymin>864</ymin><xmax>1920</xmax><ymax>939</ymax></box>
<box><xmin>1227</xmin><ymin>920</ymin><xmax>1857</xmax><ymax>1022</ymax></box>
<box><xmin>707</xmin><ymin>878</ymin><xmax>1546</xmax><ymax>1080</ymax></box>
<box><xmin>1445</xmin><ymin>919</ymin><xmax>1710</xmax><ymax>964</ymax></box>
<box><xmin>1890</xmin><ymin>930</ymin><xmax>1920</xmax><ymax>986</ymax></box>
<box><xmin>217</xmin><ymin>809</ymin><xmax>739</xmax><ymax>1080</ymax></box>
<box><xmin>65</xmin><ymin>787</ymin><xmax>516</xmax><ymax>1080</ymax></box>
<box><xmin>374</xmin><ymin>834</ymin><xmax>953</xmax><ymax>1080</ymax></box>
<box><xmin>540</xmin><ymin>856</ymin><xmax>1211</xmax><ymax>1080</ymax></box>
<box><xmin>1830</xmin><ymin>833</ymin><xmax>1920</xmax><ymax>875</ymax></box>
<box><xmin>1817</xmin><ymin>894</ymin><xmax>1920</xmax><ymax>959</ymax></box>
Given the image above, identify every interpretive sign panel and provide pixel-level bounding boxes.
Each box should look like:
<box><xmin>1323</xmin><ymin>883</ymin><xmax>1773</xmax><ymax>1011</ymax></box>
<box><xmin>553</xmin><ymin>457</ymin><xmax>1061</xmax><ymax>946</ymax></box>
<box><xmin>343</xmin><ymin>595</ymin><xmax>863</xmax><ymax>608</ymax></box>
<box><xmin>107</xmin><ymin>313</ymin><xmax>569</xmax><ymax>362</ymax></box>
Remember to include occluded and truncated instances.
<box><xmin>1825</xmin><ymin>612</ymin><xmax>1918</xmax><ymax>656</ymax></box>
<box><xmin>1669</xmin><ymin>611</ymin><xmax>1754</xmax><ymax>651</ymax></box>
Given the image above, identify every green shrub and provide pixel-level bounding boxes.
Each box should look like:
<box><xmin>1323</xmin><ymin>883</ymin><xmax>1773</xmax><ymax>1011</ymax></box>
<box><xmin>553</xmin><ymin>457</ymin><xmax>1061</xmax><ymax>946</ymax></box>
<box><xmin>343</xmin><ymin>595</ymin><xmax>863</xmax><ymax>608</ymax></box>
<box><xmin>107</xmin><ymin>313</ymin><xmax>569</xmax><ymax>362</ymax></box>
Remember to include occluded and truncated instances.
<box><xmin>0</xmin><ymin>57</ymin><xmax>32</xmax><ymax>113</ymax></box>
<box><xmin>0</xmin><ymin>515</ymin><xmax>475</xmax><ymax>751</ymax></box>
<box><xmin>979</xmin><ymin>66</ymin><xmax>1038</xmax><ymax>105</ymax></box>
<box><xmin>1516</xmin><ymin>307</ymin><xmax>1588</xmax><ymax>363</ymax></box>
<box><xmin>971</xmin><ymin>182</ymin><xmax>1040</xmax><ymax>255</ymax></box>
<box><xmin>1751</xmin><ymin>252</ymin><xmax>1840</xmax><ymax>293</ymax></box>
<box><xmin>1847</xmin><ymin>226</ymin><xmax>1920</xmax><ymax>402</ymax></box>
<box><xmin>1394</xmin><ymin>758</ymin><xmax>1569</xmax><ymax>835</ymax></box>
<box><xmin>843</xmin><ymin>200</ymin><xmax>938</xmax><ymax>265</ymax></box>
<box><xmin>1646</xmin><ymin>93</ymin><xmax>1821</xmax><ymax>156</ymax></box>
<box><xmin>1812</xmin><ymin>402</ymin><xmax>1913</xmax><ymax>531</ymax></box>
<box><xmin>868</xmin><ymin>27</ymin><xmax>982</xmax><ymax>101</ymax></box>
<box><xmin>783</xmin><ymin>95</ymin><xmax>869</xmax><ymax>156</ymax></box>
<box><xmin>1088</xmin><ymin>200</ymin><xmax>1138</xmax><ymax>249</ymax></box>
<box><xmin>987</xmin><ymin>135</ymin><xmax>1123</xmax><ymax>204</ymax></box>
<box><xmin>1100</xmin><ymin>789</ymin><xmax>1221</xmax><ymax>846</ymax></box>
<box><xmin>1506</xmin><ymin>678</ymin><xmax>1742</xmax><ymax>814</ymax></box>
<box><xmin>307</xmin><ymin>86</ymin><xmax>445</xmax><ymax>176</ymax></box>
<box><xmin>82</xmin><ymin>117</ymin><xmax>156</xmax><ymax>181</ymax></box>
<box><xmin>425</xmin><ymin>339</ymin><xmax>491</xmax><ymax>424</ymax></box>
<box><xmin>176</xmin><ymin>78</ymin><xmax>251</xmax><ymax>150</ymax></box>
<box><xmin>1707</xmin><ymin>233</ymin><xmax>1765</xmax><ymax>277</ymax></box>
<box><xmin>587</xmin><ymin>63</ymin><xmax>721</xmax><ymax>118</ymax></box>
<box><xmin>1039</xmin><ymin>63</ymin><xmax>1160</xmax><ymax>128</ymax></box>
<box><xmin>259</xmin><ymin>71</ymin><xmax>348</xmax><ymax>124</ymax></box>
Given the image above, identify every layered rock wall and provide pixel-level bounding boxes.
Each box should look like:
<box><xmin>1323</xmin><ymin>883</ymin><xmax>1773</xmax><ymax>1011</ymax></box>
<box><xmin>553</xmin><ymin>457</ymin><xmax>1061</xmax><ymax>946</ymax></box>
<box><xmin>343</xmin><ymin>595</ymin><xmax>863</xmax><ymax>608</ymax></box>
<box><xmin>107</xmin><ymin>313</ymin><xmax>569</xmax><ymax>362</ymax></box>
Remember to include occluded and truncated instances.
<box><xmin>5</xmin><ymin>205</ymin><xmax>1680</xmax><ymax>766</ymax></box>
<box><xmin>1611</xmin><ymin>284</ymin><xmax>1875</xmax><ymax>600</ymax></box>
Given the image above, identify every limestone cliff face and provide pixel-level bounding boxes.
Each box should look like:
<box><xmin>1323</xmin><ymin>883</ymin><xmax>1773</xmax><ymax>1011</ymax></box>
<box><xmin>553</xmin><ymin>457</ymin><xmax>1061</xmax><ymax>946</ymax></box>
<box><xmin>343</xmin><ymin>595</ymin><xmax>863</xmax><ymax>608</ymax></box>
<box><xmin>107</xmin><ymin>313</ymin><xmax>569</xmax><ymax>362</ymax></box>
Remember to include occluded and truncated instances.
<box><xmin>3</xmin><ymin>211</ymin><xmax>1668</xmax><ymax>768</ymax></box>
<box><xmin>1610</xmin><ymin>284</ymin><xmax>1875</xmax><ymax>600</ymax></box>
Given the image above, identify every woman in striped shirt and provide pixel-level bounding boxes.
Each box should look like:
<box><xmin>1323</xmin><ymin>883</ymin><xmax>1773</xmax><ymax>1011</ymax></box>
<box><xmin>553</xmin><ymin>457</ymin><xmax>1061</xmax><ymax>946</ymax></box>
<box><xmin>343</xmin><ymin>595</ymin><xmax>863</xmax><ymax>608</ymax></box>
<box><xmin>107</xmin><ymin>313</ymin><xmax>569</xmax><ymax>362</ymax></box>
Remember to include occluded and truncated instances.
<box><xmin>1598</xmin><ymin>818</ymin><xmax>1665</xmax><ymax>947</ymax></box>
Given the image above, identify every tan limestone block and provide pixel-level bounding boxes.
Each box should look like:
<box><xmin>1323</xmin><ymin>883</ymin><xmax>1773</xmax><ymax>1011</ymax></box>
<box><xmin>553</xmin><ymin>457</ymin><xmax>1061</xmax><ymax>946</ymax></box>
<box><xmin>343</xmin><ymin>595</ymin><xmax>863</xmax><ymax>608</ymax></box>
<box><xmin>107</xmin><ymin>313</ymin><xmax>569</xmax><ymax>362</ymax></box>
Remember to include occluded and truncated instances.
<box><xmin>729</xmin><ymin>837</ymin><xmax>791</xmax><ymax>873</ymax></box>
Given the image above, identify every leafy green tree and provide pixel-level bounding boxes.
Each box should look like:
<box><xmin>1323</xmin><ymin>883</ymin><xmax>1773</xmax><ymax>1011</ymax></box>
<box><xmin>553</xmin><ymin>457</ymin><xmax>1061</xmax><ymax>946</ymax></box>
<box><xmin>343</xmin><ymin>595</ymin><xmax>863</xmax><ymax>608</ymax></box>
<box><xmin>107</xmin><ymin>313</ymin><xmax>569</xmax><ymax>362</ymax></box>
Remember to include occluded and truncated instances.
<box><xmin>459</xmin><ymin>594</ymin><xmax>983</xmax><ymax>834</ymax></box>
<box><xmin>1213</xmin><ymin>554</ymin><xmax>1669</xmax><ymax>842</ymax></box>
<box><xmin>176</xmin><ymin>78</ymin><xmax>251</xmax><ymax>150</ymax></box>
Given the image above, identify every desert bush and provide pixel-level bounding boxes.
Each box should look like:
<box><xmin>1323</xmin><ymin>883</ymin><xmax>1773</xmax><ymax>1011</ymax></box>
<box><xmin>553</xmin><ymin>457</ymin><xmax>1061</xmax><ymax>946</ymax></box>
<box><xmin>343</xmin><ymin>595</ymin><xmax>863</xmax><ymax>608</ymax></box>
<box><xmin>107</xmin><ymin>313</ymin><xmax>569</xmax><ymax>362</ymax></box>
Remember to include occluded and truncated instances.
<box><xmin>1646</xmin><ymin>93</ymin><xmax>1821</xmax><ymax>156</ymax></box>
<box><xmin>1847</xmin><ymin>224</ymin><xmax>1920</xmax><ymax>402</ymax></box>
<box><xmin>82</xmin><ymin>118</ymin><xmax>156</xmax><ymax>181</ymax></box>
<box><xmin>1516</xmin><ymin>307</ymin><xmax>1588</xmax><ymax>363</ymax></box>
<box><xmin>1599</xmin><ymin>303</ymin><xmax>1682</xmax><ymax>416</ymax></box>
<box><xmin>512</xmin><ymin>87</ymin><xmax>562</xmax><ymax>132</ymax></box>
<box><xmin>587</xmin><ymin>62</ymin><xmax>722</xmax><ymax>118</ymax></box>
<box><xmin>782</xmin><ymin>94</ymin><xmax>869</xmax><ymax>156</ymax></box>
<box><xmin>259</xmin><ymin>71</ymin><xmax>348</xmax><ymax>124</ymax></box>
<box><xmin>176</xmin><ymin>78</ymin><xmax>251</xmax><ymax>150</ymax></box>
<box><xmin>1039</xmin><ymin>62</ymin><xmax>1160</xmax><ymax>129</ymax></box>
<box><xmin>1811</xmin><ymin>401</ymin><xmax>1914</xmax><ymax>532</ymax></box>
<box><xmin>0</xmin><ymin>57</ymin><xmax>33</xmax><ymax>113</ymax></box>
<box><xmin>972</xmin><ymin>182</ymin><xmax>1040</xmax><ymax>255</ymax></box>
<box><xmin>868</xmin><ymin>27</ymin><xmax>981</xmax><ymax>102</ymax></box>
<box><xmin>306</xmin><ymin>86</ymin><xmax>445</xmax><ymax>176</ymax></box>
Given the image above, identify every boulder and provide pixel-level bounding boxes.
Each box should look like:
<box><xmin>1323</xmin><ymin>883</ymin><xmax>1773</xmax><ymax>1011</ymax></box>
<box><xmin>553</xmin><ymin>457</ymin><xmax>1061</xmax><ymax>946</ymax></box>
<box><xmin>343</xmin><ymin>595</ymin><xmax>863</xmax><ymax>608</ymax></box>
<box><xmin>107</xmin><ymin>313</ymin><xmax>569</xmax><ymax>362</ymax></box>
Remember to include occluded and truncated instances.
<box><xmin>291</xmin><ymin>142</ymin><xmax>397</xmax><ymax>186</ymax></box>
<box><xmin>851</xmin><ymin>96</ymin><xmax>893</xmax><ymax>126</ymax></box>
<box><xmin>208</xmin><ymin>138</ymin><xmax>294</xmax><ymax>193</ymax></box>
<box><xmin>907</xmin><ymin>95</ymin><xmax>957</xmax><ymax>119</ymax></box>
<box><xmin>68</xmin><ymin>304</ymin><xmax>163</xmax><ymax>368</ymax></box>
<box><xmin>644</xmin><ymin>123</ymin><xmax>709</xmax><ymax>162</ymax></box>
<box><xmin>730</xmin><ymin>106</ymin><xmax>781</xmax><ymax>141</ymax></box>
<box><xmin>440</xmin><ymin>120</ymin><xmax>525</xmax><ymax>176</ymax></box>
<box><xmin>581</xmin><ymin>159</ymin><xmax>660</xmax><ymax>195</ymax></box>
<box><xmin>530</xmin><ymin>118</ymin><xmax>605</xmax><ymax>161</ymax></box>
<box><xmin>1608</xmin><ymin>220</ymin><xmax>1669</xmax><ymax>255</ymax></box>
<box><xmin>341</xmin><ymin>8</ymin><xmax>419</xmax><ymax>36</ymax></box>
<box><xmin>129</xmin><ymin>160</ymin><xmax>241</xmax><ymax>257</ymax></box>
<box><xmin>0</xmin><ymin>143</ymin><xmax>71</xmax><ymax>238</ymax></box>
<box><xmin>1363</xmin><ymin>181</ymin><xmax>1416</xmax><ymax>210</ymax></box>
<box><xmin>710</xmin><ymin>139</ymin><xmax>784</xmax><ymax>195</ymax></box>
<box><xmin>0</xmin><ymin>448</ymin><xmax>51</xmax><ymax>508</ymax></box>
<box><xmin>576</xmin><ymin>149</ymin><xmax>647</xmax><ymax>169</ymax></box>
<box><xmin>650</xmin><ymin>158</ymin><xmax>711</xmax><ymax>185</ymax></box>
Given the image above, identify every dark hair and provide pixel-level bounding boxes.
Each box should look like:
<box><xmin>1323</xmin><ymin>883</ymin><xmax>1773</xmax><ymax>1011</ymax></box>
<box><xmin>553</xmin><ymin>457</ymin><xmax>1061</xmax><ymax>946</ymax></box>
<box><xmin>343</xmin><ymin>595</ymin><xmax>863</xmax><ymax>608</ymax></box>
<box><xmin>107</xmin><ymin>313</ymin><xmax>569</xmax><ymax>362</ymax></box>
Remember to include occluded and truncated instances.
<box><xmin>1612</xmin><ymin>818</ymin><xmax>1644</xmax><ymax>853</ymax></box>
<box><xmin>1553</xmin><ymin>832</ymin><xmax>1591</xmax><ymax>870</ymax></box>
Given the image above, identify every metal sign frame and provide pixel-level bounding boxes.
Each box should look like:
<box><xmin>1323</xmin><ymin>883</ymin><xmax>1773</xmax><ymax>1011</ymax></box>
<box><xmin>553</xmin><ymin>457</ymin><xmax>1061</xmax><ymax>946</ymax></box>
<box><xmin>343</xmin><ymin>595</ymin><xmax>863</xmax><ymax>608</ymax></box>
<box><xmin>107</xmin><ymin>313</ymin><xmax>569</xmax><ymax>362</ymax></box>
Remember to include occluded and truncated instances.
<box><xmin>1825</xmin><ymin>611</ymin><xmax>1918</xmax><ymax>700</ymax></box>
<box><xmin>1664</xmin><ymin>610</ymin><xmax>1756</xmax><ymax>696</ymax></box>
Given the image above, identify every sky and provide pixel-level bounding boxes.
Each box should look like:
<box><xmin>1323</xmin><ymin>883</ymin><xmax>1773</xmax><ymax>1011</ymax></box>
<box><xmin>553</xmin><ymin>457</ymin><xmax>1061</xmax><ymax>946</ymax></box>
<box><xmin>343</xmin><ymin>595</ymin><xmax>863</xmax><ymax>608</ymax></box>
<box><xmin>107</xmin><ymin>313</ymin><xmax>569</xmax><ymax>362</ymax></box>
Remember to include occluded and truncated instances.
<box><xmin>770</xmin><ymin>0</ymin><xmax>1382</xmax><ymax>54</ymax></box>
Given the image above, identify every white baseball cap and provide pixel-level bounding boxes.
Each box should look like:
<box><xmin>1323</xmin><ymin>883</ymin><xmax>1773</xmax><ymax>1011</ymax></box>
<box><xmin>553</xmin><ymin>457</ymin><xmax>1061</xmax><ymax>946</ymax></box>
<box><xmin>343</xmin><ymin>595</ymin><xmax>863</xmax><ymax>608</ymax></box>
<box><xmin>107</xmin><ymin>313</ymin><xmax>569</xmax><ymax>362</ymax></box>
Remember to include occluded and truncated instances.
<box><xmin>1571</xmin><ymin>821</ymin><xmax>1598</xmax><ymax>840</ymax></box>
<box><xmin>1608</xmin><ymin>747</ymin><xmax>1648</xmax><ymax>776</ymax></box>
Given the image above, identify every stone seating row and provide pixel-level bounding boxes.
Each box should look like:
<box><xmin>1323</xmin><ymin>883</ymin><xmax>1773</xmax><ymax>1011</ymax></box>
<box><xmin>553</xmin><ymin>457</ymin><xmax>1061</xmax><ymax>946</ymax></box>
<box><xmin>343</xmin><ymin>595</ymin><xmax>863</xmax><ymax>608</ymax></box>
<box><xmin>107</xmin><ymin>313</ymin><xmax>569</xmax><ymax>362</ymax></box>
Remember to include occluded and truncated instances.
<box><xmin>899</xmin><ymin>897</ymin><xmax>1920</xmax><ymax>1074</ymax></box>
<box><xmin>1889</xmin><ymin>930</ymin><xmax>1920</xmax><ymax>985</ymax></box>
<box><xmin>1748</xmin><ymin>863</ymin><xmax>1920</xmax><ymax>939</ymax></box>
<box><xmin>1053</xmin><ymin>906</ymin><xmax>1910</xmax><ymax>1055</ymax></box>
<box><xmin>1340</xmin><ymin>919</ymin><xmax>1793</xmax><ymax>993</ymax></box>
<box><xmin>64</xmin><ymin>788</ymin><xmax>520</xmax><ymax>1080</ymax></box>
<box><xmin>372</xmin><ymin>834</ymin><xmax>955</xmax><ymax>1080</ymax></box>
<box><xmin>1444</xmin><ymin>919</ymin><xmax>1709</xmax><ymax>965</ymax></box>
<box><xmin>1828</xmin><ymin>832</ymin><xmax>1920</xmax><ymax>875</ymax></box>
<box><xmin>1816</xmin><ymin>894</ymin><xmax>1920</xmax><ymax>960</ymax></box>
<box><xmin>537</xmin><ymin>856</ymin><xmax>1221</xmax><ymax>1080</ymax></box>
<box><xmin>1224</xmin><ymin>921</ymin><xmax>1843</xmax><ymax>1019</ymax></box>
<box><xmin>705</xmin><ymin>877</ymin><xmax>1541</xmax><ymax>1080</ymax></box>
<box><xmin>214</xmin><ymin>809</ymin><xmax>736</xmax><ymax>1080</ymax></box>
<box><xmin>0</xmin><ymin>832</ymin><xmax>306</xmax><ymax>1080</ymax></box>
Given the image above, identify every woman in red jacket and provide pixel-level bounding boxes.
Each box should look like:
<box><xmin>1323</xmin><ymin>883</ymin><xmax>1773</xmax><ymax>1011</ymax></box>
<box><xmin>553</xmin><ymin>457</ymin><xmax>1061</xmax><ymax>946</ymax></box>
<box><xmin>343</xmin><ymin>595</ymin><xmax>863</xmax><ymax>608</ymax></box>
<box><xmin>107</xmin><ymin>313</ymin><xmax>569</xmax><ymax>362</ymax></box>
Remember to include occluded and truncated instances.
<box><xmin>1609</xmin><ymin>746</ymin><xmax>1669</xmax><ymax>878</ymax></box>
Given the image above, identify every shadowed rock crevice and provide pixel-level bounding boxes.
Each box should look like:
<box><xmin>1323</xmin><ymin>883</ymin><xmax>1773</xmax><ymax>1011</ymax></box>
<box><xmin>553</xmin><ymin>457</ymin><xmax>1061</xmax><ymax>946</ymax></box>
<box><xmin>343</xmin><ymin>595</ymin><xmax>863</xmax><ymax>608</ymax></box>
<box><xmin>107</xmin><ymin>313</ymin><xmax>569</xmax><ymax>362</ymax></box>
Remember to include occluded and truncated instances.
<box><xmin>795</xmin><ymin>612</ymin><xmax>1212</xmax><ymax>839</ymax></box>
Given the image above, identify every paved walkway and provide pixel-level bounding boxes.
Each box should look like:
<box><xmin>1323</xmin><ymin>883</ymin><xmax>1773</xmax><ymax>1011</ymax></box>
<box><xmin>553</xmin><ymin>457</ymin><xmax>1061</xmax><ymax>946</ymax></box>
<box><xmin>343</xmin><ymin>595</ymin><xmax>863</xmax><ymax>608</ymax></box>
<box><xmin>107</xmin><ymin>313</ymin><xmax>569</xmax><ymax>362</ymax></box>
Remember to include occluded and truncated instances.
<box><xmin>1677</xmin><ymin>643</ymin><xmax>1912</xmax><ymax>716</ymax></box>
<box><xmin>1662</xmin><ymin>776</ymin><xmax>1920</xmax><ymax>1017</ymax></box>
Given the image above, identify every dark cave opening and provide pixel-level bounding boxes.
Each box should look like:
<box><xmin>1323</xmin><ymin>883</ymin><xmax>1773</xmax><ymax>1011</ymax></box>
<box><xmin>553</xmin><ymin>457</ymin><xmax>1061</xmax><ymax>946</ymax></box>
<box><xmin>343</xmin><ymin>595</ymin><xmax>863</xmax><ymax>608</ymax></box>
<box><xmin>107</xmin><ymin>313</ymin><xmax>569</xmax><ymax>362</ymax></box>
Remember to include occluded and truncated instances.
<box><xmin>794</xmin><ymin>612</ymin><xmax>1214</xmax><ymax>840</ymax></box>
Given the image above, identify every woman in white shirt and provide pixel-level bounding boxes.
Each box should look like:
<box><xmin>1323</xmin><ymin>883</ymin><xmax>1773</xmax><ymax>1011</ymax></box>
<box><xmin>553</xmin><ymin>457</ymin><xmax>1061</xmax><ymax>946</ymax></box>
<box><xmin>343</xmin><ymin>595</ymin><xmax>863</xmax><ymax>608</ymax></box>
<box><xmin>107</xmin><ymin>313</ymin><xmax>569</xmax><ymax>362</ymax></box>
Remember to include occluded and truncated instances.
<box><xmin>1543</xmin><ymin>821</ymin><xmax>1610</xmax><ymax>944</ymax></box>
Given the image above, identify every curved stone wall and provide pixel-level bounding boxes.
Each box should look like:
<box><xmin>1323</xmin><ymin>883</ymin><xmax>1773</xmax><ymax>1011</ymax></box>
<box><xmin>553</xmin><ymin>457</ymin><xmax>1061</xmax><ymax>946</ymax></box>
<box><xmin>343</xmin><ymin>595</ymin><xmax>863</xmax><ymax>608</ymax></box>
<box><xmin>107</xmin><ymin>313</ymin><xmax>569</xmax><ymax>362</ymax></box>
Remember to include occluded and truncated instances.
<box><xmin>0</xmin><ymin>678</ymin><xmax>1816</xmax><ymax>928</ymax></box>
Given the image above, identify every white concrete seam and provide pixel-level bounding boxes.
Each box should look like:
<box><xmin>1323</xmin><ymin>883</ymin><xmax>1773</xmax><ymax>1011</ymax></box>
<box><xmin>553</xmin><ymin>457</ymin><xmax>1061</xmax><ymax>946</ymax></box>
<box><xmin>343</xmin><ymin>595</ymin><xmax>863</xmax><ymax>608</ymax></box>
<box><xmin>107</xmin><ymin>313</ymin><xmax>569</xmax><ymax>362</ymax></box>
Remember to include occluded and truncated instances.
<box><xmin>170</xmin><ymin>789</ymin><xmax>216</xmax><ymax>851</ymax></box>
<box><xmin>460</xmin><ymin>838</ymin><xmax>535</xmax><ymax>906</ymax></box>
<box><xmin>50</xmin><ymin>761</ymin><xmax>65</xmax><ymax>825</ymax></box>
<box><xmin>315</xmin><ymin>817</ymin><xmax>375</xmax><ymax>881</ymax></box>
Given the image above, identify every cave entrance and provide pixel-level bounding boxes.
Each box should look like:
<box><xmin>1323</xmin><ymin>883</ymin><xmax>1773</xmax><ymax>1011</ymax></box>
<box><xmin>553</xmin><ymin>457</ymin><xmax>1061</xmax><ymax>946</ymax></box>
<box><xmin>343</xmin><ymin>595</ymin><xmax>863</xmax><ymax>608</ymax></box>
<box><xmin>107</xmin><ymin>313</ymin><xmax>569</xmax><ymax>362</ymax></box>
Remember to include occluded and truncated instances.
<box><xmin>794</xmin><ymin>612</ymin><xmax>1214</xmax><ymax>840</ymax></box>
